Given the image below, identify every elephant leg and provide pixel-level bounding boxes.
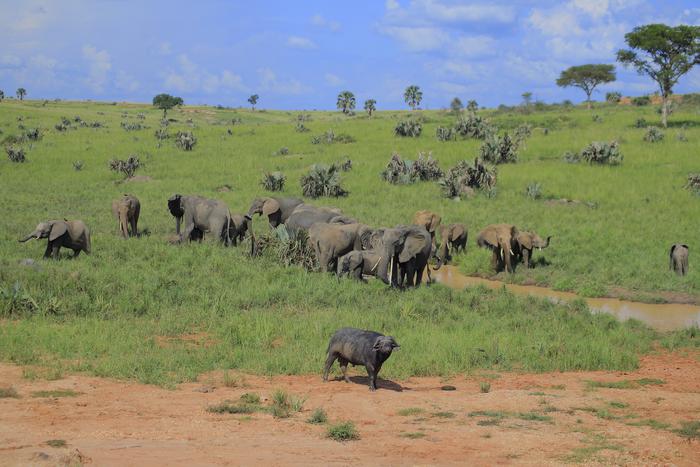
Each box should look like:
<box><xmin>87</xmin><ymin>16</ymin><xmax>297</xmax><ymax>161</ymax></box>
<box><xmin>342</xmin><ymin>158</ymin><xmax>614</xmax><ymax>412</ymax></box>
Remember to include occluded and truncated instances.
<box><xmin>322</xmin><ymin>353</ymin><xmax>337</xmax><ymax>382</ymax></box>
<box><xmin>415</xmin><ymin>264</ymin><xmax>425</xmax><ymax>287</ymax></box>
<box><xmin>130</xmin><ymin>216</ymin><xmax>137</xmax><ymax>237</ymax></box>
<box><xmin>491</xmin><ymin>250</ymin><xmax>499</xmax><ymax>271</ymax></box>
<box><xmin>405</xmin><ymin>262</ymin><xmax>416</xmax><ymax>287</ymax></box>
<box><xmin>338</xmin><ymin>357</ymin><xmax>350</xmax><ymax>383</ymax></box>
<box><xmin>43</xmin><ymin>243</ymin><xmax>52</xmax><ymax>259</ymax></box>
<box><xmin>73</xmin><ymin>249</ymin><xmax>81</xmax><ymax>258</ymax></box>
<box><xmin>51</xmin><ymin>245</ymin><xmax>61</xmax><ymax>260</ymax></box>
<box><xmin>523</xmin><ymin>249</ymin><xmax>531</xmax><ymax>269</ymax></box>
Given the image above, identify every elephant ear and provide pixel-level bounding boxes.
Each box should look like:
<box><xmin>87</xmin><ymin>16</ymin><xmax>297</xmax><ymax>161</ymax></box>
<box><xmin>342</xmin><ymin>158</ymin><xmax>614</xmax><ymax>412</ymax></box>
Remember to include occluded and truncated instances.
<box><xmin>49</xmin><ymin>222</ymin><xmax>68</xmax><ymax>241</ymax></box>
<box><xmin>399</xmin><ymin>231</ymin><xmax>422</xmax><ymax>263</ymax></box>
<box><xmin>167</xmin><ymin>194</ymin><xmax>183</xmax><ymax>217</ymax></box>
<box><xmin>519</xmin><ymin>233</ymin><xmax>533</xmax><ymax>250</ymax></box>
<box><xmin>262</xmin><ymin>198</ymin><xmax>280</xmax><ymax>217</ymax></box>
<box><xmin>428</xmin><ymin>214</ymin><xmax>441</xmax><ymax>233</ymax></box>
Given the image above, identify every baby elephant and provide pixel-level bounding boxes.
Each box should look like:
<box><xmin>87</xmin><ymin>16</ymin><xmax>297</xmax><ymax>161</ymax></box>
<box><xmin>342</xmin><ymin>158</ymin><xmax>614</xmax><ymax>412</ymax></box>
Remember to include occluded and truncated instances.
<box><xmin>670</xmin><ymin>244</ymin><xmax>689</xmax><ymax>276</ymax></box>
<box><xmin>19</xmin><ymin>220</ymin><xmax>91</xmax><ymax>259</ymax></box>
<box><xmin>323</xmin><ymin>327</ymin><xmax>400</xmax><ymax>391</ymax></box>
<box><xmin>337</xmin><ymin>250</ymin><xmax>383</xmax><ymax>282</ymax></box>
<box><xmin>112</xmin><ymin>194</ymin><xmax>140</xmax><ymax>238</ymax></box>
<box><xmin>228</xmin><ymin>213</ymin><xmax>252</xmax><ymax>246</ymax></box>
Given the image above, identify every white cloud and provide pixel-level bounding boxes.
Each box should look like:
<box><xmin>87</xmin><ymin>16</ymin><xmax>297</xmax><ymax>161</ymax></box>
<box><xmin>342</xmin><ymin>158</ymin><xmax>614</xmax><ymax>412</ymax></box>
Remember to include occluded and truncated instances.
<box><xmin>115</xmin><ymin>70</ymin><xmax>139</xmax><ymax>93</ymax></box>
<box><xmin>380</xmin><ymin>26</ymin><xmax>448</xmax><ymax>51</ymax></box>
<box><xmin>528</xmin><ymin>8</ymin><xmax>582</xmax><ymax>37</ymax></box>
<box><xmin>386</xmin><ymin>0</ymin><xmax>400</xmax><ymax>11</ymax></box>
<box><xmin>311</xmin><ymin>14</ymin><xmax>340</xmax><ymax>31</ymax></box>
<box><xmin>325</xmin><ymin>73</ymin><xmax>344</xmax><ymax>86</ymax></box>
<box><xmin>571</xmin><ymin>0</ymin><xmax>609</xmax><ymax>19</ymax></box>
<box><xmin>454</xmin><ymin>35</ymin><xmax>496</xmax><ymax>58</ymax></box>
<box><xmin>0</xmin><ymin>54</ymin><xmax>22</xmax><ymax>67</ymax></box>
<box><xmin>164</xmin><ymin>54</ymin><xmax>246</xmax><ymax>94</ymax></box>
<box><xmin>82</xmin><ymin>45</ymin><xmax>111</xmax><ymax>93</ymax></box>
<box><xmin>258</xmin><ymin>67</ymin><xmax>310</xmax><ymax>95</ymax></box>
<box><xmin>435</xmin><ymin>81</ymin><xmax>470</xmax><ymax>95</ymax></box>
<box><xmin>158</xmin><ymin>42</ymin><xmax>172</xmax><ymax>55</ymax></box>
<box><xmin>287</xmin><ymin>36</ymin><xmax>317</xmax><ymax>49</ymax></box>
<box><xmin>417</xmin><ymin>0</ymin><xmax>515</xmax><ymax>24</ymax></box>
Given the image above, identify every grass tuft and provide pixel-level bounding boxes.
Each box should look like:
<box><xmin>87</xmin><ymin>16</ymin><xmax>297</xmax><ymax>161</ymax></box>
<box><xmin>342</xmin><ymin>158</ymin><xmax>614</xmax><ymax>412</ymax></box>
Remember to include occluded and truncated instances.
<box><xmin>327</xmin><ymin>421</ymin><xmax>359</xmax><ymax>441</ymax></box>
<box><xmin>307</xmin><ymin>408</ymin><xmax>328</xmax><ymax>424</ymax></box>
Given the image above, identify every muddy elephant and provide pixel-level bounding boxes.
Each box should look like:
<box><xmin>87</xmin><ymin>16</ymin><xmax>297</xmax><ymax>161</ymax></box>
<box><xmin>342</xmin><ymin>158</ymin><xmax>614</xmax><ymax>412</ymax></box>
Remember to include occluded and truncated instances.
<box><xmin>413</xmin><ymin>210</ymin><xmax>441</xmax><ymax>245</ymax></box>
<box><xmin>19</xmin><ymin>220</ymin><xmax>91</xmax><ymax>259</ymax></box>
<box><xmin>670</xmin><ymin>244</ymin><xmax>689</xmax><ymax>276</ymax></box>
<box><xmin>112</xmin><ymin>194</ymin><xmax>140</xmax><ymax>238</ymax></box>
<box><xmin>309</xmin><ymin>223</ymin><xmax>372</xmax><ymax>272</ymax></box>
<box><xmin>476</xmin><ymin>224</ymin><xmax>519</xmax><ymax>273</ymax></box>
<box><xmin>285</xmin><ymin>204</ymin><xmax>357</xmax><ymax>233</ymax></box>
<box><xmin>434</xmin><ymin>223</ymin><xmax>468</xmax><ymax>269</ymax></box>
<box><xmin>247</xmin><ymin>197</ymin><xmax>304</xmax><ymax>228</ymax></box>
<box><xmin>167</xmin><ymin>194</ymin><xmax>231</xmax><ymax>245</ymax></box>
<box><xmin>337</xmin><ymin>250</ymin><xmax>383</xmax><ymax>282</ymax></box>
<box><xmin>371</xmin><ymin>225</ymin><xmax>432</xmax><ymax>287</ymax></box>
<box><xmin>228</xmin><ymin>213</ymin><xmax>253</xmax><ymax>246</ymax></box>
<box><xmin>514</xmin><ymin>231</ymin><xmax>551</xmax><ymax>269</ymax></box>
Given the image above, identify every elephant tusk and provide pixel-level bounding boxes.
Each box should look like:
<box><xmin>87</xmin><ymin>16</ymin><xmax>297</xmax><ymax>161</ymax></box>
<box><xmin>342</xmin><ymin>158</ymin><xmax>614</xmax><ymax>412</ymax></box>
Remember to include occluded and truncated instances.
<box><xmin>509</xmin><ymin>248</ymin><xmax>514</xmax><ymax>256</ymax></box>
<box><xmin>370</xmin><ymin>257</ymin><xmax>382</xmax><ymax>273</ymax></box>
<box><xmin>389</xmin><ymin>256</ymin><xmax>394</xmax><ymax>285</ymax></box>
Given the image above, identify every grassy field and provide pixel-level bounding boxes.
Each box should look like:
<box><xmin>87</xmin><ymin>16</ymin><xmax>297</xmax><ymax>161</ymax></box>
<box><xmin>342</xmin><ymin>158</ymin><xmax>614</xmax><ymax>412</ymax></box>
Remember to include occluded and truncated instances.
<box><xmin>0</xmin><ymin>98</ymin><xmax>698</xmax><ymax>386</ymax></box>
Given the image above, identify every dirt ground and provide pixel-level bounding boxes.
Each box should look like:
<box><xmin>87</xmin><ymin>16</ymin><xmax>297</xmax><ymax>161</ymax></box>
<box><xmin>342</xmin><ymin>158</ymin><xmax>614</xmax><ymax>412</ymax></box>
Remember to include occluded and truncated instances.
<box><xmin>1</xmin><ymin>352</ymin><xmax>699</xmax><ymax>466</ymax></box>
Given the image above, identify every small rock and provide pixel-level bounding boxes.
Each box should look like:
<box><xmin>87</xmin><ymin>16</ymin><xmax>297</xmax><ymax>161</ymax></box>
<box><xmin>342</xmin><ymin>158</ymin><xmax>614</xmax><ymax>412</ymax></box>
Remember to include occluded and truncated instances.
<box><xmin>440</xmin><ymin>385</ymin><xmax>457</xmax><ymax>391</ymax></box>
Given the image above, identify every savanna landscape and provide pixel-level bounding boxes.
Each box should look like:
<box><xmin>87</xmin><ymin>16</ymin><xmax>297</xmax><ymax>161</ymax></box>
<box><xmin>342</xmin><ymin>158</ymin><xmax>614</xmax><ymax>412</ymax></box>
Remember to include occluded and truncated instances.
<box><xmin>1</xmin><ymin>5</ymin><xmax>700</xmax><ymax>466</ymax></box>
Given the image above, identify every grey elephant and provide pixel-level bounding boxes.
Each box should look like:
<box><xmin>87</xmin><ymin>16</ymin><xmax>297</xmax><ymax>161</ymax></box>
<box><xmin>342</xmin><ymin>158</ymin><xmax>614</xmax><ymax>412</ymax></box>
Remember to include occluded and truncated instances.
<box><xmin>514</xmin><ymin>231</ymin><xmax>551</xmax><ymax>269</ymax></box>
<box><xmin>434</xmin><ymin>223</ymin><xmax>468</xmax><ymax>269</ymax></box>
<box><xmin>476</xmin><ymin>224</ymin><xmax>519</xmax><ymax>273</ymax></box>
<box><xmin>285</xmin><ymin>204</ymin><xmax>357</xmax><ymax>233</ymax></box>
<box><xmin>228</xmin><ymin>213</ymin><xmax>252</xmax><ymax>246</ymax></box>
<box><xmin>247</xmin><ymin>196</ymin><xmax>304</xmax><ymax>228</ymax></box>
<box><xmin>167</xmin><ymin>194</ymin><xmax>231</xmax><ymax>245</ymax></box>
<box><xmin>309</xmin><ymin>222</ymin><xmax>372</xmax><ymax>272</ymax></box>
<box><xmin>19</xmin><ymin>220</ymin><xmax>91</xmax><ymax>259</ymax></box>
<box><xmin>371</xmin><ymin>225</ymin><xmax>432</xmax><ymax>287</ymax></box>
<box><xmin>670</xmin><ymin>244</ymin><xmax>689</xmax><ymax>276</ymax></box>
<box><xmin>337</xmin><ymin>250</ymin><xmax>383</xmax><ymax>282</ymax></box>
<box><xmin>111</xmin><ymin>194</ymin><xmax>140</xmax><ymax>238</ymax></box>
<box><xmin>413</xmin><ymin>210</ymin><xmax>441</xmax><ymax>246</ymax></box>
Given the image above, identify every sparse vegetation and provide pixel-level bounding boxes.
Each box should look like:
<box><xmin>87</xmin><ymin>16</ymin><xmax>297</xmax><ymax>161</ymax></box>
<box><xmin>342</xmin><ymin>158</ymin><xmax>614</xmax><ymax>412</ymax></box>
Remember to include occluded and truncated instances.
<box><xmin>643</xmin><ymin>126</ymin><xmax>664</xmax><ymax>142</ymax></box>
<box><xmin>307</xmin><ymin>408</ymin><xmax>328</xmax><ymax>424</ymax></box>
<box><xmin>0</xmin><ymin>387</ymin><xmax>19</xmax><ymax>398</ymax></box>
<box><xmin>526</xmin><ymin>182</ymin><xmax>543</xmax><ymax>199</ymax></box>
<box><xmin>108</xmin><ymin>155</ymin><xmax>141</xmax><ymax>179</ymax></box>
<box><xmin>6</xmin><ymin>145</ymin><xmax>26</xmax><ymax>163</ymax></box>
<box><xmin>685</xmin><ymin>174</ymin><xmax>700</xmax><ymax>195</ymax></box>
<box><xmin>300</xmin><ymin>164</ymin><xmax>347</xmax><ymax>198</ymax></box>
<box><xmin>438</xmin><ymin>158</ymin><xmax>497</xmax><ymax>199</ymax></box>
<box><xmin>454</xmin><ymin>114</ymin><xmax>493</xmax><ymax>140</ymax></box>
<box><xmin>31</xmin><ymin>389</ymin><xmax>81</xmax><ymax>398</ymax></box>
<box><xmin>175</xmin><ymin>131</ymin><xmax>196</xmax><ymax>150</ymax></box>
<box><xmin>480</xmin><ymin>382</ymin><xmax>491</xmax><ymax>393</ymax></box>
<box><xmin>260</xmin><ymin>171</ymin><xmax>286</xmax><ymax>191</ymax></box>
<box><xmin>479</xmin><ymin>132</ymin><xmax>521</xmax><ymax>164</ymax></box>
<box><xmin>394</xmin><ymin>119</ymin><xmax>422</xmax><ymax>137</ymax></box>
<box><xmin>566</xmin><ymin>141</ymin><xmax>623</xmax><ymax>165</ymax></box>
<box><xmin>327</xmin><ymin>421</ymin><xmax>359</xmax><ymax>441</ymax></box>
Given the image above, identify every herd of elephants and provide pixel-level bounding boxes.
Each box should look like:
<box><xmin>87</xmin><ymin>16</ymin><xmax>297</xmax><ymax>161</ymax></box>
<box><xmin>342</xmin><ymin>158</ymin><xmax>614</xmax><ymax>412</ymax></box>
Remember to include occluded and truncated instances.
<box><xmin>16</xmin><ymin>193</ymin><xmax>691</xmax><ymax>389</ymax></box>
<box><xmin>18</xmin><ymin>193</ymin><xmax>561</xmax><ymax>286</ymax></box>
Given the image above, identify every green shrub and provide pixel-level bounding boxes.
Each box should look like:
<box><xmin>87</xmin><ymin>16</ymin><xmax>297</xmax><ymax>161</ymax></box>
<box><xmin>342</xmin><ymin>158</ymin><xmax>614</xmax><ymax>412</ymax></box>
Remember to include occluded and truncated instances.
<box><xmin>175</xmin><ymin>131</ymin><xmax>197</xmax><ymax>150</ymax></box>
<box><xmin>606</xmin><ymin>92</ymin><xmax>622</xmax><ymax>103</ymax></box>
<box><xmin>120</xmin><ymin>121</ymin><xmax>144</xmax><ymax>131</ymax></box>
<box><xmin>307</xmin><ymin>408</ymin><xmax>328</xmax><ymax>424</ymax></box>
<box><xmin>686</xmin><ymin>174</ymin><xmax>700</xmax><ymax>196</ymax></box>
<box><xmin>72</xmin><ymin>160</ymin><xmax>84</xmax><ymax>171</ymax></box>
<box><xmin>300</xmin><ymin>164</ymin><xmax>347</xmax><ymax>198</ymax></box>
<box><xmin>412</xmin><ymin>151</ymin><xmax>443</xmax><ymax>181</ymax></box>
<box><xmin>479</xmin><ymin>133</ymin><xmax>520</xmax><ymax>164</ymax></box>
<box><xmin>526</xmin><ymin>182</ymin><xmax>543</xmax><ymax>199</ymax></box>
<box><xmin>435</xmin><ymin>126</ymin><xmax>456</xmax><ymax>141</ymax></box>
<box><xmin>24</xmin><ymin>128</ymin><xmax>41</xmax><ymax>141</ymax></box>
<box><xmin>480</xmin><ymin>382</ymin><xmax>491</xmax><ymax>393</ymax></box>
<box><xmin>6</xmin><ymin>145</ymin><xmax>26</xmax><ymax>163</ymax></box>
<box><xmin>634</xmin><ymin>118</ymin><xmax>648</xmax><ymax>128</ymax></box>
<box><xmin>437</xmin><ymin>158</ymin><xmax>497</xmax><ymax>199</ymax></box>
<box><xmin>632</xmin><ymin>96</ymin><xmax>650</xmax><ymax>106</ymax></box>
<box><xmin>260</xmin><ymin>171</ymin><xmax>286</xmax><ymax>192</ymax></box>
<box><xmin>592</xmin><ymin>114</ymin><xmax>603</xmax><ymax>123</ymax></box>
<box><xmin>381</xmin><ymin>153</ymin><xmax>417</xmax><ymax>185</ymax></box>
<box><xmin>254</xmin><ymin>226</ymin><xmax>318</xmax><ymax>270</ymax></box>
<box><xmin>453</xmin><ymin>114</ymin><xmax>493</xmax><ymax>139</ymax></box>
<box><xmin>294</xmin><ymin>122</ymin><xmax>309</xmax><ymax>133</ymax></box>
<box><xmin>327</xmin><ymin>421</ymin><xmax>359</xmax><ymax>441</ymax></box>
<box><xmin>394</xmin><ymin>119</ymin><xmax>422</xmax><ymax>137</ymax></box>
<box><xmin>108</xmin><ymin>155</ymin><xmax>141</xmax><ymax>178</ymax></box>
<box><xmin>579</xmin><ymin>141</ymin><xmax>623</xmax><ymax>165</ymax></box>
<box><xmin>332</xmin><ymin>158</ymin><xmax>352</xmax><ymax>172</ymax></box>
<box><xmin>643</xmin><ymin>126</ymin><xmax>664</xmax><ymax>143</ymax></box>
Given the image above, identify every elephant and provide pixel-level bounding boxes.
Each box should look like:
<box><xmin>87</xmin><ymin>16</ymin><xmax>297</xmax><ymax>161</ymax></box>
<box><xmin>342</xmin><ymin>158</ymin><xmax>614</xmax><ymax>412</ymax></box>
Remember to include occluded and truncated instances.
<box><xmin>111</xmin><ymin>194</ymin><xmax>140</xmax><ymax>238</ymax></box>
<box><xmin>228</xmin><ymin>213</ymin><xmax>252</xmax><ymax>246</ymax></box>
<box><xmin>413</xmin><ymin>210</ymin><xmax>441</xmax><ymax>245</ymax></box>
<box><xmin>247</xmin><ymin>197</ymin><xmax>304</xmax><ymax>228</ymax></box>
<box><xmin>670</xmin><ymin>244</ymin><xmax>689</xmax><ymax>276</ymax></box>
<box><xmin>167</xmin><ymin>194</ymin><xmax>231</xmax><ymax>245</ymax></box>
<box><xmin>476</xmin><ymin>224</ymin><xmax>519</xmax><ymax>273</ymax></box>
<box><xmin>337</xmin><ymin>250</ymin><xmax>383</xmax><ymax>282</ymax></box>
<box><xmin>514</xmin><ymin>231</ymin><xmax>551</xmax><ymax>269</ymax></box>
<box><xmin>19</xmin><ymin>220</ymin><xmax>91</xmax><ymax>259</ymax></box>
<box><xmin>284</xmin><ymin>204</ymin><xmax>357</xmax><ymax>233</ymax></box>
<box><xmin>371</xmin><ymin>225</ymin><xmax>432</xmax><ymax>287</ymax></box>
<box><xmin>434</xmin><ymin>223</ymin><xmax>468</xmax><ymax>269</ymax></box>
<box><xmin>308</xmin><ymin>222</ymin><xmax>372</xmax><ymax>272</ymax></box>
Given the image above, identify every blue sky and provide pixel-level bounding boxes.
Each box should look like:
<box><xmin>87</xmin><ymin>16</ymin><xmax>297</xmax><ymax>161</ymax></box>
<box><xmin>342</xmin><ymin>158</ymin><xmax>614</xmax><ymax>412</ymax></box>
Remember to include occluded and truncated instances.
<box><xmin>1</xmin><ymin>0</ymin><xmax>699</xmax><ymax>109</ymax></box>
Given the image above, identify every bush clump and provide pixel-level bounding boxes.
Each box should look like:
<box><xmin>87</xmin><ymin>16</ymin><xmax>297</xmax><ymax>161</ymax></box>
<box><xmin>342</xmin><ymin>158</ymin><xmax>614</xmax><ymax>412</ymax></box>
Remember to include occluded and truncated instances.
<box><xmin>295</xmin><ymin>122</ymin><xmax>310</xmax><ymax>133</ymax></box>
<box><xmin>260</xmin><ymin>171</ymin><xmax>286</xmax><ymax>192</ymax></box>
<box><xmin>108</xmin><ymin>155</ymin><xmax>141</xmax><ymax>178</ymax></box>
<box><xmin>437</xmin><ymin>158</ymin><xmax>497</xmax><ymax>199</ymax></box>
<box><xmin>412</xmin><ymin>151</ymin><xmax>444</xmax><ymax>181</ymax></box>
<box><xmin>454</xmin><ymin>114</ymin><xmax>493</xmax><ymax>139</ymax></box>
<box><xmin>479</xmin><ymin>132</ymin><xmax>521</xmax><ymax>164</ymax></box>
<box><xmin>381</xmin><ymin>152</ymin><xmax>442</xmax><ymax>184</ymax></box>
<box><xmin>435</xmin><ymin>126</ymin><xmax>456</xmax><ymax>142</ymax></box>
<box><xmin>643</xmin><ymin>126</ymin><xmax>664</xmax><ymax>143</ymax></box>
<box><xmin>526</xmin><ymin>182</ymin><xmax>543</xmax><ymax>199</ymax></box>
<box><xmin>24</xmin><ymin>128</ymin><xmax>41</xmax><ymax>141</ymax></box>
<box><xmin>635</xmin><ymin>118</ymin><xmax>648</xmax><ymax>128</ymax></box>
<box><xmin>606</xmin><ymin>92</ymin><xmax>622</xmax><ymax>103</ymax></box>
<box><xmin>300</xmin><ymin>164</ymin><xmax>347</xmax><ymax>198</ymax></box>
<box><xmin>327</xmin><ymin>421</ymin><xmax>360</xmax><ymax>442</ymax></box>
<box><xmin>565</xmin><ymin>141</ymin><xmax>623</xmax><ymax>165</ymax></box>
<box><xmin>120</xmin><ymin>121</ymin><xmax>144</xmax><ymax>131</ymax></box>
<box><xmin>394</xmin><ymin>119</ymin><xmax>422</xmax><ymax>137</ymax></box>
<box><xmin>686</xmin><ymin>174</ymin><xmax>700</xmax><ymax>196</ymax></box>
<box><xmin>254</xmin><ymin>225</ymin><xmax>318</xmax><ymax>270</ymax></box>
<box><xmin>175</xmin><ymin>131</ymin><xmax>197</xmax><ymax>151</ymax></box>
<box><xmin>6</xmin><ymin>146</ymin><xmax>26</xmax><ymax>163</ymax></box>
<box><xmin>632</xmin><ymin>96</ymin><xmax>650</xmax><ymax>106</ymax></box>
<box><xmin>333</xmin><ymin>158</ymin><xmax>352</xmax><ymax>172</ymax></box>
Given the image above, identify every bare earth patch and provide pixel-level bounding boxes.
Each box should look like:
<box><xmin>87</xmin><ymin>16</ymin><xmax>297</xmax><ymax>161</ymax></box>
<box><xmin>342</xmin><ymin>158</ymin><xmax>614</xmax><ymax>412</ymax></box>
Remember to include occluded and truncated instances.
<box><xmin>0</xmin><ymin>352</ymin><xmax>698</xmax><ymax>465</ymax></box>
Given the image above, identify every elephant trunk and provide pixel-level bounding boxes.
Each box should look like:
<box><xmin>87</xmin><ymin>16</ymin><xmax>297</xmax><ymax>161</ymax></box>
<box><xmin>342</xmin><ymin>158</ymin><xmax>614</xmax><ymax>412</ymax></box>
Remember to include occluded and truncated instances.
<box><xmin>19</xmin><ymin>233</ymin><xmax>37</xmax><ymax>242</ymax></box>
<box><xmin>433</xmin><ymin>242</ymin><xmax>448</xmax><ymax>271</ymax></box>
<box><xmin>543</xmin><ymin>236</ymin><xmax>552</xmax><ymax>249</ymax></box>
<box><xmin>376</xmin><ymin>249</ymin><xmax>393</xmax><ymax>285</ymax></box>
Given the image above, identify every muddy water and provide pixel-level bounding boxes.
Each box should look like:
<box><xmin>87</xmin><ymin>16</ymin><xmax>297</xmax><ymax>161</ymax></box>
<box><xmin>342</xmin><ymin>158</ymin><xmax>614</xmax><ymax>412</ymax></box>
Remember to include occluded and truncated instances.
<box><xmin>432</xmin><ymin>266</ymin><xmax>700</xmax><ymax>332</ymax></box>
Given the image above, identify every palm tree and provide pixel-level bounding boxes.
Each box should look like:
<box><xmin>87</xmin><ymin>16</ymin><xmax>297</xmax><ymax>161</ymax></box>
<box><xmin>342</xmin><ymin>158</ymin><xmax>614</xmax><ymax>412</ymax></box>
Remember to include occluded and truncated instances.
<box><xmin>336</xmin><ymin>91</ymin><xmax>356</xmax><ymax>114</ymax></box>
<box><xmin>404</xmin><ymin>85</ymin><xmax>422</xmax><ymax>110</ymax></box>
<box><xmin>16</xmin><ymin>88</ymin><xmax>26</xmax><ymax>101</ymax></box>
<box><xmin>364</xmin><ymin>99</ymin><xmax>376</xmax><ymax>117</ymax></box>
<box><xmin>248</xmin><ymin>94</ymin><xmax>259</xmax><ymax>111</ymax></box>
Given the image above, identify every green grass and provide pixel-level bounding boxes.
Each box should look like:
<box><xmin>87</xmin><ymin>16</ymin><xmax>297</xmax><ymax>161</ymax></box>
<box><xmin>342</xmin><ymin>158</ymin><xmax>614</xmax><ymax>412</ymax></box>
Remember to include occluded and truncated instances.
<box><xmin>326</xmin><ymin>421</ymin><xmax>359</xmax><ymax>441</ymax></box>
<box><xmin>401</xmin><ymin>431</ymin><xmax>426</xmax><ymax>439</ymax></box>
<box><xmin>432</xmin><ymin>411</ymin><xmax>455</xmax><ymax>418</ymax></box>
<box><xmin>0</xmin><ymin>387</ymin><xmax>20</xmax><ymax>398</ymax></box>
<box><xmin>480</xmin><ymin>382</ymin><xmax>491</xmax><ymax>393</ymax></box>
<box><xmin>31</xmin><ymin>389</ymin><xmax>81</xmax><ymax>398</ymax></box>
<box><xmin>397</xmin><ymin>407</ymin><xmax>424</xmax><ymax>416</ymax></box>
<box><xmin>608</xmin><ymin>401</ymin><xmax>629</xmax><ymax>409</ymax></box>
<box><xmin>207</xmin><ymin>400</ymin><xmax>259</xmax><ymax>414</ymax></box>
<box><xmin>626</xmin><ymin>419</ymin><xmax>671</xmax><ymax>430</ymax></box>
<box><xmin>563</xmin><ymin>431</ymin><xmax>623</xmax><ymax>463</ymax></box>
<box><xmin>673</xmin><ymin>421</ymin><xmax>700</xmax><ymax>440</ymax></box>
<box><xmin>586</xmin><ymin>378</ymin><xmax>665</xmax><ymax>389</ymax></box>
<box><xmin>46</xmin><ymin>439</ymin><xmax>67</xmax><ymax>448</ymax></box>
<box><xmin>307</xmin><ymin>408</ymin><xmax>328</xmax><ymax>424</ymax></box>
<box><xmin>0</xmin><ymin>100</ymin><xmax>699</xmax><ymax>386</ymax></box>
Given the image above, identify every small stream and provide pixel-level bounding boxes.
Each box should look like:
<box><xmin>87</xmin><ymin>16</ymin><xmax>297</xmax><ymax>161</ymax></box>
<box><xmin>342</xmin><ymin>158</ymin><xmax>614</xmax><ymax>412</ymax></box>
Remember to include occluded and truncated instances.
<box><xmin>432</xmin><ymin>266</ymin><xmax>700</xmax><ymax>332</ymax></box>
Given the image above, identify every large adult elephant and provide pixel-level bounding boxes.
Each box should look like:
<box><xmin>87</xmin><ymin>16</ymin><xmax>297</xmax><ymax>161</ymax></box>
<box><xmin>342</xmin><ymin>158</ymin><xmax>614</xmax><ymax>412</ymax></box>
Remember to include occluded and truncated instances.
<box><xmin>476</xmin><ymin>224</ymin><xmax>519</xmax><ymax>273</ymax></box>
<box><xmin>285</xmin><ymin>204</ymin><xmax>357</xmax><ymax>233</ymax></box>
<box><xmin>413</xmin><ymin>210</ymin><xmax>441</xmax><ymax>245</ymax></box>
<box><xmin>371</xmin><ymin>225</ymin><xmax>432</xmax><ymax>287</ymax></box>
<box><xmin>434</xmin><ymin>223</ymin><xmax>468</xmax><ymax>270</ymax></box>
<box><xmin>111</xmin><ymin>194</ymin><xmax>140</xmax><ymax>238</ymax></box>
<box><xmin>309</xmin><ymin>222</ymin><xmax>373</xmax><ymax>272</ymax></box>
<box><xmin>19</xmin><ymin>220</ymin><xmax>91</xmax><ymax>259</ymax></box>
<box><xmin>514</xmin><ymin>231</ymin><xmax>551</xmax><ymax>269</ymax></box>
<box><xmin>247</xmin><ymin>197</ymin><xmax>304</xmax><ymax>228</ymax></box>
<box><xmin>167</xmin><ymin>194</ymin><xmax>231</xmax><ymax>245</ymax></box>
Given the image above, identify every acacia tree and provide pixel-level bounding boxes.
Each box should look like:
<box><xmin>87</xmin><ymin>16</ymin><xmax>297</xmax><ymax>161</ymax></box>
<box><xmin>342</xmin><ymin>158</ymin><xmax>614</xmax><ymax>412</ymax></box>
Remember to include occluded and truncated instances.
<box><xmin>467</xmin><ymin>99</ymin><xmax>478</xmax><ymax>113</ymax></box>
<box><xmin>248</xmin><ymin>94</ymin><xmax>259</xmax><ymax>111</ymax></box>
<box><xmin>364</xmin><ymin>98</ymin><xmax>376</xmax><ymax>117</ymax></box>
<box><xmin>404</xmin><ymin>85</ymin><xmax>422</xmax><ymax>110</ymax></box>
<box><xmin>336</xmin><ymin>90</ymin><xmax>356</xmax><ymax>114</ymax></box>
<box><xmin>152</xmin><ymin>93</ymin><xmax>183</xmax><ymax>118</ymax></box>
<box><xmin>450</xmin><ymin>97</ymin><xmax>463</xmax><ymax>114</ymax></box>
<box><xmin>617</xmin><ymin>24</ymin><xmax>700</xmax><ymax>128</ymax></box>
<box><xmin>16</xmin><ymin>88</ymin><xmax>26</xmax><ymax>100</ymax></box>
<box><xmin>556</xmin><ymin>64</ymin><xmax>616</xmax><ymax>109</ymax></box>
<box><xmin>521</xmin><ymin>92</ymin><xmax>532</xmax><ymax>107</ymax></box>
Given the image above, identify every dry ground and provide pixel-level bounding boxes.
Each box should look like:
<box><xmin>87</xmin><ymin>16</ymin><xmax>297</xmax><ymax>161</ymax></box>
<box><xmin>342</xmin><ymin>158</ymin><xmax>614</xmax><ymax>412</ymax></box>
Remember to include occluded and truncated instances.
<box><xmin>1</xmin><ymin>352</ymin><xmax>699</xmax><ymax>466</ymax></box>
